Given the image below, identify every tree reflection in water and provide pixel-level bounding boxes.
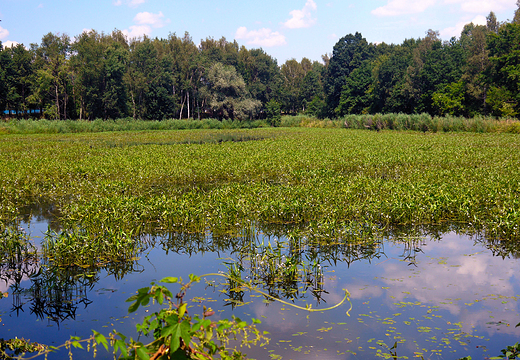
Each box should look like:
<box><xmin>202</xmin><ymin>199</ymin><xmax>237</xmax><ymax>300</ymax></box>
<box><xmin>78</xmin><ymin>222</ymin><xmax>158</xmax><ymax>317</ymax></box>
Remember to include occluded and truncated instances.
<box><xmin>2</xmin><ymin>220</ymin><xmax>519</xmax><ymax>328</ymax></box>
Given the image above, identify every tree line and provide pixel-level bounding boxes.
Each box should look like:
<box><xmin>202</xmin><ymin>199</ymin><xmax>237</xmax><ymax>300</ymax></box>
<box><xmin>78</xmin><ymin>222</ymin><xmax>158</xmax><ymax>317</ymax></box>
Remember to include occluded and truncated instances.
<box><xmin>1</xmin><ymin>7</ymin><xmax>520</xmax><ymax>121</ymax></box>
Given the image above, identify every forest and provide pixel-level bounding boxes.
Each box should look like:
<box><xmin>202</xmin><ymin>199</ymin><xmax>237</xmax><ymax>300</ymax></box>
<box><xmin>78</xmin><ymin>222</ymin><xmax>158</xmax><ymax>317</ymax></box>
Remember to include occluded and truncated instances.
<box><xmin>1</xmin><ymin>9</ymin><xmax>520</xmax><ymax>121</ymax></box>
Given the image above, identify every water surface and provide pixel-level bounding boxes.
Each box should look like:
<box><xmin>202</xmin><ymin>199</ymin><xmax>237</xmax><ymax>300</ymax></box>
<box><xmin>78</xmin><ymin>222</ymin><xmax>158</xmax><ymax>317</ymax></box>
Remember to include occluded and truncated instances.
<box><xmin>1</xmin><ymin>220</ymin><xmax>519</xmax><ymax>359</ymax></box>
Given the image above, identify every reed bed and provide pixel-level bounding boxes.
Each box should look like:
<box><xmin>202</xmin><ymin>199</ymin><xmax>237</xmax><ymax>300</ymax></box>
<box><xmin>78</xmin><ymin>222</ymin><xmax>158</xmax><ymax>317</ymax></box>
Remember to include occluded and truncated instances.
<box><xmin>1</xmin><ymin>128</ymin><xmax>519</xmax><ymax>266</ymax></box>
<box><xmin>0</xmin><ymin>118</ymin><xmax>269</xmax><ymax>135</ymax></box>
<box><xmin>1</xmin><ymin>114</ymin><xmax>520</xmax><ymax>135</ymax></box>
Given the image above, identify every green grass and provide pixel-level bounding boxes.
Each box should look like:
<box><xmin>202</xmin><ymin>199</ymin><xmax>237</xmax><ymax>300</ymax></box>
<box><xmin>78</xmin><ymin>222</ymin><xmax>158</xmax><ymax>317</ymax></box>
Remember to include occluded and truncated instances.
<box><xmin>2</xmin><ymin>114</ymin><xmax>520</xmax><ymax>135</ymax></box>
<box><xmin>1</xmin><ymin>128</ymin><xmax>519</xmax><ymax>266</ymax></box>
<box><xmin>0</xmin><ymin>118</ymin><xmax>270</xmax><ymax>135</ymax></box>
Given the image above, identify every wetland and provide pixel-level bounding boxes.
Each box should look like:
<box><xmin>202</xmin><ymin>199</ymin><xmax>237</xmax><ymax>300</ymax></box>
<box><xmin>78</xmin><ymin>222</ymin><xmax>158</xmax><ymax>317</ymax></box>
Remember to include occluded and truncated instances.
<box><xmin>1</xmin><ymin>128</ymin><xmax>520</xmax><ymax>359</ymax></box>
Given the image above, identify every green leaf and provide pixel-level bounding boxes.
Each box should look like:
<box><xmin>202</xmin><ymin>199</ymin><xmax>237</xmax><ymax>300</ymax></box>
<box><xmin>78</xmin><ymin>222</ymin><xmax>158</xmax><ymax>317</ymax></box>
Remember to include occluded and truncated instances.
<box><xmin>113</xmin><ymin>339</ymin><xmax>128</xmax><ymax>358</ymax></box>
<box><xmin>189</xmin><ymin>274</ymin><xmax>200</xmax><ymax>283</ymax></box>
<box><xmin>169</xmin><ymin>321</ymin><xmax>192</xmax><ymax>353</ymax></box>
<box><xmin>178</xmin><ymin>303</ymin><xmax>187</xmax><ymax>319</ymax></box>
<box><xmin>71</xmin><ymin>341</ymin><xmax>83</xmax><ymax>349</ymax></box>
<box><xmin>127</xmin><ymin>288</ymin><xmax>151</xmax><ymax>313</ymax></box>
<box><xmin>135</xmin><ymin>346</ymin><xmax>150</xmax><ymax>360</ymax></box>
<box><xmin>160</xmin><ymin>277</ymin><xmax>179</xmax><ymax>284</ymax></box>
<box><xmin>128</xmin><ymin>300</ymin><xmax>140</xmax><ymax>314</ymax></box>
<box><xmin>93</xmin><ymin>331</ymin><xmax>108</xmax><ymax>351</ymax></box>
<box><xmin>157</xmin><ymin>289</ymin><xmax>164</xmax><ymax>305</ymax></box>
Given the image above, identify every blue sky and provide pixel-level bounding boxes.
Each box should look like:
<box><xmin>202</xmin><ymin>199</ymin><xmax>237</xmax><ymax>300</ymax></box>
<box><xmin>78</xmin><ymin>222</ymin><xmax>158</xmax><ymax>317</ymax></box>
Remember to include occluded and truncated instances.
<box><xmin>0</xmin><ymin>0</ymin><xmax>518</xmax><ymax>64</ymax></box>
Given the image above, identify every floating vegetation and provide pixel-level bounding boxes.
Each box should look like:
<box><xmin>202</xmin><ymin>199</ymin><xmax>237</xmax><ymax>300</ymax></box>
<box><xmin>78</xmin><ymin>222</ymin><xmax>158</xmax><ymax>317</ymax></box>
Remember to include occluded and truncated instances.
<box><xmin>41</xmin><ymin>228</ymin><xmax>144</xmax><ymax>268</ymax></box>
<box><xmin>2</xmin><ymin>128</ymin><xmax>519</xmax><ymax>241</ymax></box>
<box><xmin>0</xmin><ymin>224</ymin><xmax>37</xmax><ymax>267</ymax></box>
<box><xmin>105</xmin><ymin>132</ymin><xmax>270</xmax><ymax>148</ymax></box>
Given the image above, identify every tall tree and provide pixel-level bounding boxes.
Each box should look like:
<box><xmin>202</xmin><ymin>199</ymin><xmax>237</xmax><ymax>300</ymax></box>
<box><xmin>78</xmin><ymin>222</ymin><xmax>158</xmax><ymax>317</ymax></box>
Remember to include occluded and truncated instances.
<box><xmin>167</xmin><ymin>32</ymin><xmax>202</xmax><ymax>119</ymax></box>
<box><xmin>70</xmin><ymin>30</ymin><xmax>106</xmax><ymax>119</ymax></box>
<box><xmin>324</xmin><ymin>33</ymin><xmax>373</xmax><ymax>116</ymax></box>
<box><xmin>31</xmin><ymin>33</ymin><xmax>72</xmax><ymax>119</ymax></box>
<box><xmin>336</xmin><ymin>60</ymin><xmax>373</xmax><ymax>115</ymax></box>
<box><xmin>9</xmin><ymin>44</ymin><xmax>35</xmax><ymax>117</ymax></box>
<box><xmin>299</xmin><ymin>67</ymin><xmax>324</xmax><ymax>113</ymax></box>
<box><xmin>370</xmin><ymin>40</ymin><xmax>416</xmax><ymax>113</ymax></box>
<box><xmin>0</xmin><ymin>41</ymin><xmax>10</xmax><ymax>114</ymax></box>
<box><xmin>237</xmin><ymin>47</ymin><xmax>281</xmax><ymax>107</ymax></box>
<box><xmin>460</xmin><ymin>25</ymin><xmax>490</xmax><ymax>115</ymax></box>
<box><xmin>202</xmin><ymin>62</ymin><xmax>261</xmax><ymax>120</ymax></box>
<box><xmin>485</xmin><ymin>23</ymin><xmax>520</xmax><ymax>116</ymax></box>
<box><xmin>487</xmin><ymin>11</ymin><xmax>499</xmax><ymax>34</ymax></box>
<box><xmin>513</xmin><ymin>1</ymin><xmax>520</xmax><ymax>25</ymax></box>
<box><xmin>102</xmin><ymin>33</ymin><xmax>130</xmax><ymax>119</ymax></box>
<box><xmin>280</xmin><ymin>59</ymin><xmax>305</xmax><ymax>114</ymax></box>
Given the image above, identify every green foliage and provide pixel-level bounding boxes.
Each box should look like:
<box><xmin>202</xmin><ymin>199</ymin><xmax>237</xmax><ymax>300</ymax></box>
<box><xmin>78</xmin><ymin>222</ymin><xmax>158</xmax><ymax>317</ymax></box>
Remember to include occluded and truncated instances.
<box><xmin>0</xmin><ymin>118</ymin><xmax>272</xmax><ymax>134</ymax></box>
<box><xmin>42</xmin><ymin>227</ymin><xmax>140</xmax><ymax>267</ymax></box>
<box><xmin>486</xmin><ymin>86</ymin><xmax>518</xmax><ymax>117</ymax></box>
<box><xmin>203</xmin><ymin>62</ymin><xmax>262</xmax><ymax>121</ymax></box>
<box><xmin>486</xmin><ymin>23</ymin><xmax>520</xmax><ymax>117</ymax></box>
<box><xmin>336</xmin><ymin>60</ymin><xmax>373</xmax><ymax>116</ymax></box>
<box><xmin>325</xmin><ymin>32</ymin><xmax>373</xmax><ymax>115</ymax></box>
<box><xmin>432</xmin><ymin>81</ymin><xmax>466</xmax><ymax>116</ymax></box>
<box><xmin>0</xmin><ymin>224</ymin><xmax>37</xmax><ymax>266</ymax></box>
<box><xmin>0</xmin><ymin>338</ymin><xmax>47</xmax><ymax>359</ymax></box>
<box><xmin>265</xmin><ymin>99</ymin><xmax>281</xmax><ymax>127</ymax></box>
<box><xmin>118</xmin><ymin>275</ymin><xmax>268</xmax><ymax>359</ymax></box>
<box><xmin>1</xmin><ymin>127</ymin><xmax>520</xmax><ymax>246</ymax></box>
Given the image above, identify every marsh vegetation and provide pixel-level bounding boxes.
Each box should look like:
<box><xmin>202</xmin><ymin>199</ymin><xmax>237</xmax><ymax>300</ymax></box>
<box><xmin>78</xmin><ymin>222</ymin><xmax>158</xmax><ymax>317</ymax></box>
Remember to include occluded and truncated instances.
<box><xmin>0</xmin><ymin>127</ymin><xmax>519</xmax><ymax>359</ymax></box>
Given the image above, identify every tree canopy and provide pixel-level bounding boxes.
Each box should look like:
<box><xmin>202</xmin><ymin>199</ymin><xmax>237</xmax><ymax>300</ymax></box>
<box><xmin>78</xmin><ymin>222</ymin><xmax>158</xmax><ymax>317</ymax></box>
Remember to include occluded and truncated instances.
<box><xmin>2</xmin><ymin>7</ymin><xmax>520</xmax><ymax>120</ymax></box>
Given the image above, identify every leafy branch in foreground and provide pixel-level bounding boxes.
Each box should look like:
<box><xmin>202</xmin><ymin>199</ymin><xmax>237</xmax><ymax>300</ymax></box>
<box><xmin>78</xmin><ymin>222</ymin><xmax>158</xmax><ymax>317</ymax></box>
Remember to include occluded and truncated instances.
<box><xmin>118</xmin><ymin>274</ymin><xmax>269</xmax><ymax>359</ymax></box>
<box><xmin>14</xmin><ymin>274</ymin><xmax>269</xmax><ymax>360</ymax></box>
<box><xmin>9</xmin><ymin>271</ymin><xmax>352</xmax><ymax>360</ymax></box>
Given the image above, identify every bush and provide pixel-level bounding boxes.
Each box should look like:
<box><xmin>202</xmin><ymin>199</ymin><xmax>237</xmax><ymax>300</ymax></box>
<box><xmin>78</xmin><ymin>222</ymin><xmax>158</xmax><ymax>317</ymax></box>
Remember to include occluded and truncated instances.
<box><xmin>265</xmin><ymin>100</ymin><xmax>281</xmax><ymax>127</ymax></box>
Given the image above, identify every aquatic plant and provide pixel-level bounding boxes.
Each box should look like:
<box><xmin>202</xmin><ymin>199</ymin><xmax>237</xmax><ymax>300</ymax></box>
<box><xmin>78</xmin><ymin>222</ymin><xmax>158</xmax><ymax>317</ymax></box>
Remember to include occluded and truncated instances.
<box><xmin>41</xmin><ymin>228</ymin><xmax>143</xmax><ymax>267</ymax></box>
<box><xmin>1</xmin><ymin>128</ymin><xmax>519</xmax><ymax>254</ymax></box>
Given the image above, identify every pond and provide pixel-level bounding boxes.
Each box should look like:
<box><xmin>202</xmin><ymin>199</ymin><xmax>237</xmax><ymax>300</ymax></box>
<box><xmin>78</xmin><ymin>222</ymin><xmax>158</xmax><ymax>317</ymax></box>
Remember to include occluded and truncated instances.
<box><xmin>1</xmin><ymin>216</ymin><xmax>520</xmax><ymax>360</ymax></box>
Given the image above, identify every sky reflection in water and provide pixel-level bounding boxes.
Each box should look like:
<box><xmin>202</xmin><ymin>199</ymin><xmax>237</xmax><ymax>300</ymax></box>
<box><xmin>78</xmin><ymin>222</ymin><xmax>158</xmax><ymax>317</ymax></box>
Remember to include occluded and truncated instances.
<box><xmin>1</xmin><ymin>222</ymin><xmax>519</xmax><ymax>360</ymax></box>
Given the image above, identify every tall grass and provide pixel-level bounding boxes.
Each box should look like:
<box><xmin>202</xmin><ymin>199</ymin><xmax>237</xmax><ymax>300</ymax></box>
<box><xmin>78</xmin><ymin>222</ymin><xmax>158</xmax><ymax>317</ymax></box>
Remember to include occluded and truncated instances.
<box><xmin>0</xmin><ymin>118</ymin><xmax>270</xmax><ymax>135</ymax></box>
<box><xmin>1</xmin><ymin>114</ymin><xmax>520</xmax><ymax>135</ymax></box>
<box><xmin>340</xmin><ymin>113</ymin><xmax>520</xmax><ymax>133</ymax></box>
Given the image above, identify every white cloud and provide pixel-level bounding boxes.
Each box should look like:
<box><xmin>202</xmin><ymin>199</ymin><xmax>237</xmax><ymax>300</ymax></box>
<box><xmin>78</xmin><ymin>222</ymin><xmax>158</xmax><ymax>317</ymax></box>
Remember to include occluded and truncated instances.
<box><xmin>122</xmin><ymin>25</ymin><xmax>152</xmax><ymax>39</ymax></box>
<box><xmin>122</xmin><ymin>11</ymin><xmax>169</xmax><ymax>40</ymax></box>
<box><xmin>2</xmin><ymin>40</ymin><xmax>20</xmax><ymax>49</ymax></box>
<box><xmin>372</xmin><ymin>0</ymin><xmax>437</xmax><ymax>16</ymax></box>
<box><xmin>443</xmin><ymin>0</ymin><xmax>514</xmax><ymax>13</ymax></box>
<box><xmin>134</xmin><ymin>11</ymin><xmax>167</xmax><ymax>28</ymax></box>
<box><xmin>235</xmin><ymin>27</ymin><xmax>286</xmax><ymax>47</ymax></box>
<box><xmin>37</xmin><ymin>3</ymin><xmax>44</xmax><ymax>8</ymax></box>
<box><xmin>113</xmin><ymin>0</ymin><xmax>146</xmax><ymax>8</ymax></box>
<box><xmin>374</xmin><ymin>233</ymin><xmax>520</xmax><ymax>334</ymax></box>
<box><xmin>440</xmin><ymin>14</ymin><xmax>487</xmax><ymax>38</ymax></box>
<box><xmin>283</xmin><ymin>0</ymin><xmax>317</xmax><ymax>29</ymax></box>
<box><xmin>0</xmin><ymin>26</ymin><xmax>9</xmax><ymax>40</ymax></box>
